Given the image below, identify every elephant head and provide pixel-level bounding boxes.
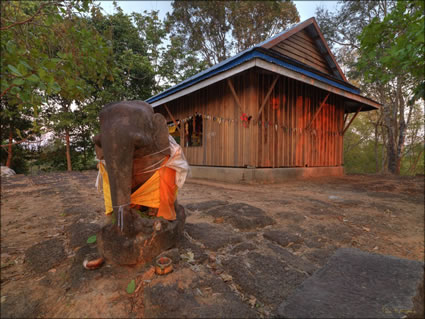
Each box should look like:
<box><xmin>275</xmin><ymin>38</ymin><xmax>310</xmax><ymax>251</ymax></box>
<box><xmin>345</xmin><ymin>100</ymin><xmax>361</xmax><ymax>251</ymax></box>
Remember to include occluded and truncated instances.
<box><xmin>94</xmin><ymin>100</ymin><xmax>170</xmax><ymax>235</ymax></box>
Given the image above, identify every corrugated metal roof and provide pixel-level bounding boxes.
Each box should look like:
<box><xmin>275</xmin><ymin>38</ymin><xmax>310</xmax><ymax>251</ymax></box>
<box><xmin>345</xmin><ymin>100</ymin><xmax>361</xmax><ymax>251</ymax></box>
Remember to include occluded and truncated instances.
<box><xmin>146</xmin><ymin>47</ymin><xmax>257</xmax><ymax>104</ymax></box>
<box><xmin>146</xmin><ymin>18</ymin><xmax>360</xmax><ymax>105</ymax></box>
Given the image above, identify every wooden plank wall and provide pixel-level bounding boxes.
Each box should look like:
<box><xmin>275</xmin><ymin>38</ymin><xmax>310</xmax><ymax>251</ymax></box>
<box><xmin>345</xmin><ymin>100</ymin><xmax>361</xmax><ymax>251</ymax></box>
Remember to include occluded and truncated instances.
<box><xmin>270</xmin><ymin>29</ymin><xmax>333</xmax><ymax>76</ymax></box>
<box><xmin>155</xmin><ymin>70</ymin><xmax>256</xmax><ymax>167</ymax></box>
<box><xmin>155</xmin><ymin>68</ymin><xmax>344</xmax><ymax>168</ymax></box>
<box><xmin>256</xmin><ymin>72</ymin><xmax>344</xmax><ymax>167</ymax></box>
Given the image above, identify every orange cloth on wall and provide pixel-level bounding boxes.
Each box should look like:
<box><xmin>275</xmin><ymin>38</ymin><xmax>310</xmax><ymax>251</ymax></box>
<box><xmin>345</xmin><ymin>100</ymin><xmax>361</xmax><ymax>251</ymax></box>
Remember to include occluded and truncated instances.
<box><xmin>99</xmin><ymin>159</ymin><xmax>177</xmax><ymax>221</ymax></box>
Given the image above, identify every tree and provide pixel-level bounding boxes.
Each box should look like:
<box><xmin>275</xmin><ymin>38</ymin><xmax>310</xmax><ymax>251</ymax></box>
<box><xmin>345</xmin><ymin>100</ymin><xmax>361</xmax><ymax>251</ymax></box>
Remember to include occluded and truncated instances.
<box><xmin>229</xmin><ymin>1</ymin><xmax>300</xmax><ymax>53</ymax></box>
<box><xmin>44</xmin><ymin>3</ymin><xmax>111</xmax><ymax>171</ymax></box>
<box><xmin>166</xmin><ymin>1</ymin><xmax>299</xmax><ymax>71</ymax></box>
<box><xmin>356</xmin><ymin>1</ymin><xmax>424</xmax><ymax>174</ymax></box>
<box><xmin>1</xmin><ymin>0</ymin><xmax>111</xmax><ymax>171</ymax></box>
<box><xmin>358</xmin><ymin>1</ymin><xmax>424</xmax><ymax>102</ymax></box>
<box><xmin>343</xmin><ymin>113</ymin><xmax>385</xmax><ymax>174</ymax></box>
<box><xmin>316</xmin><ymin>0</ymin><xmax>424</xmax><ymax>175</ymax></box>
<box><xmin>0</xmin><ymin>101</ymin><xmax>34</xmax><ymax>169</ymax></box>
<box><xmin>1</xmin><ymin>1</ymin><xmax>64</xmax><ymax>168</ymax></box>
<box><xmin>89</xmin><ymin>4</ymin><xmax>156</xmax><ymax>101</ymax></box>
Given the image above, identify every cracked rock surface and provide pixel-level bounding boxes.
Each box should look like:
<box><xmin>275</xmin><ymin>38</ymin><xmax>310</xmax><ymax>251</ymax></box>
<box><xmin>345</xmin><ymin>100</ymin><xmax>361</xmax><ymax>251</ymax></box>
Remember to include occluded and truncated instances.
<box><xmin>1</xmin><ymin>172</ymin><xmax>423</xmax><ymax>318</ymax></box>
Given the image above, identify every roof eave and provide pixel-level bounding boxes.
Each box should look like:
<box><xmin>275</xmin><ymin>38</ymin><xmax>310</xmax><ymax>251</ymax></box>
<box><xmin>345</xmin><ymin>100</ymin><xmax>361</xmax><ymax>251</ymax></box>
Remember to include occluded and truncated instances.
<box><xmin>149</xmin><ymin>54</ymin><xmax>380</xmax><ymax>112</ymax></box>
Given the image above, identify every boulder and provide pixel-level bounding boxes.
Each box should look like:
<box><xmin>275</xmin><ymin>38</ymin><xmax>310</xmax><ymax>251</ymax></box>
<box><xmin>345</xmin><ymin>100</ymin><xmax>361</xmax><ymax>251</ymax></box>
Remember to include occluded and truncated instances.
<box><xmin>1</xmin><ymin>166</ymin><xmax>16</xmax><ymax>177</ymax></box>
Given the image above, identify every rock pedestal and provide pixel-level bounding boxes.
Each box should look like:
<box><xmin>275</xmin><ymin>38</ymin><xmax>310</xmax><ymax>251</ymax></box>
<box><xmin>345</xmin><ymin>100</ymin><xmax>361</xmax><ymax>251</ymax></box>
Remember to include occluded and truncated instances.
<box><xmin>97</xmin><ymin>204</ymin><xmax>186</xmax><ymax>266</ymax></box>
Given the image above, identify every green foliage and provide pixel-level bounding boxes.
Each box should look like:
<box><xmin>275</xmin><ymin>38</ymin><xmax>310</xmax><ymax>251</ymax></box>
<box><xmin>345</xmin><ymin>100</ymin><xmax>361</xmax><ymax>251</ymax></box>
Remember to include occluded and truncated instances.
<box><xmin>126</xmin><ymin>279</ymin><xmax>136</xmax><ymax>294</ymax></box>
<box><xmin>357</xmin><ymin>1</ymin><xmax>424</xmax><ymax>102</ymax></box>
<box><xmin>35</xmin><ymin>138</ymin><xmax>68</xmax><ymax>171</ymax></box>
<box><xmin>229</xmin><ymin>0</ymin><xmax>300</xmax><ymax>53</ymax></box>
<box><xmin>317</xmin><ymin>1</ymin><xmax>424</xmax><ymax>175</ymax></box>
<box><xmin>1</xmin><ymin>1</ymin><xmax>113</xmax><ymax>171</ymax></box>
<box><xmin>166</xmin><ymin>0</ymin><xmax>299</xmax><ymax>73</ymax></box>
<box><xmin>343</xmin><ymin>110</ymin><xmax>424</xmax><ymax>176</ymax></box>
<box><xmin>31</xmin><ymin>134</ymin><xmax>96</xmax><ymax>172</ymax></box>
<box><xmin>1</xmin><ymin>1</ymin><xmax>107</xmax><ymax>113</ymax></box>
<box><xmin>88</xmin><ymin>5</ymin><xmax>156</xmax><ymax>101</ymax></box>
<box><xmin>0</xmin><ymin>145</ymin><xmax>29</xmax><ymax>174</ymax></box>
<box><xmin>132</xmin><ymin>10</ymin><xmax>190</xmax><ymax>92</ymax></box>
<box><xmin>87</xmin><ymin>235</ymin><xmax>96</xmax><ymax>244</ymax></box>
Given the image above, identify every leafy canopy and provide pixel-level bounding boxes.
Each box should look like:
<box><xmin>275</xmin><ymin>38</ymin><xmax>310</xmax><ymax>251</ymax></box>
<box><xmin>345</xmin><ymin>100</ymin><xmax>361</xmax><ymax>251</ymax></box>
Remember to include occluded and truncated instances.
<box><xmin>1</xmin><ymin>0</ymin><xmax>111</xmax><ymax>130</ymax></box>
<box><xmin>357</xmin><ymin>0</ymin><xmax>424</xmax><ymax>102</ymax></box>
<box><xmin>166</xmin><ymin>0</ymin><xmax>300</xmax><ymax>67</ymax></box>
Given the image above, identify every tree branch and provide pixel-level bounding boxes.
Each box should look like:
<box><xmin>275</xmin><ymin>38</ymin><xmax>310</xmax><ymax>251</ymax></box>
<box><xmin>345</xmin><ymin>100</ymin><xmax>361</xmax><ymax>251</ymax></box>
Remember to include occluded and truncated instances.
<box><xmin>330</xmin><ymin>39</ymin><xmax>360</xmax><ymax>50</ymax></box>
<box><xmin>1</xmin><ymin>84</ymin><xmax>16</xmax><ymax>98</ymax></box>
<box><xmin>408</xmin><ymin>149</ymin><xmax>424</xmax><ymax>174</ymax></box>
<box><xmin>0</xmin><ymin>136</ymin><xmax>42</xmax><ymax>148</ymax></box>
<box><xmin>346</xmin><ymin>136</ymin><xmax>367</xmax><ymax>153</ymax></box>
<box><xmin>0</xmin><ymin>2</ymin><xmax>49</xmax><ymax>31</ymax></box>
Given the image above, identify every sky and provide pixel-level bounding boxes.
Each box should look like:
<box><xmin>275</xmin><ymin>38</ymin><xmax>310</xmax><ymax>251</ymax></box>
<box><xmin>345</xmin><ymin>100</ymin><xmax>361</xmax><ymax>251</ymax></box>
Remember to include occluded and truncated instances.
<box><xmin>98</xmin><ymin>1</ymin><xmax>339</xmax><ymax>21</ymax></box>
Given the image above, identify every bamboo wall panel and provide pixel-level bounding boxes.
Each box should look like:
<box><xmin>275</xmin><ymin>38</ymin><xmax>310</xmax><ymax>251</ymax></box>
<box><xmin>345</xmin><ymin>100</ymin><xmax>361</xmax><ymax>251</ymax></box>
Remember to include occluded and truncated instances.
<box><xmin>155</xmin><ymin>68</ymin><xmax>345</xmax><ymax>168</ymax></box>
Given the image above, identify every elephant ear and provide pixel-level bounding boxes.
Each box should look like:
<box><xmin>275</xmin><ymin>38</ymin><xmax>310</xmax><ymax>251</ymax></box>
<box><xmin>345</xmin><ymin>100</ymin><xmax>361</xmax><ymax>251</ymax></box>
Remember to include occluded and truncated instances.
<box><xmin>152</xmin><ymin>113</ymin><xmax>171</xmax><ymax>154</ymax></box>
<box><xmin>93</xmin><ymin>134</ymin><xmax>104</xmax><ymax>160</ymax></box>
<box><xmin>94</xmin><ymin>144</ymin><xmax>104</xmax><ymax>160</ymax></box>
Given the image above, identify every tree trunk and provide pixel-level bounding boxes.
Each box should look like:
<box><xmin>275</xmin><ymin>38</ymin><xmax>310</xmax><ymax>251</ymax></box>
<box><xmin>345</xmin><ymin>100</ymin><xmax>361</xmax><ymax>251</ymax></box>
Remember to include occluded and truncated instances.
<box><xmin>82</xmin><ymin>126</ymin><xmax>87</xmax><ymax>167</ymax></box>
<box><xmin>382</xmin><ymin>104</ymin><xmax>397</xmax><ymax>174</ymax></box>
<box><xmin>5</xmin><ymin>126</ymin><xmax>13</xmax><ymax>168</ymax></box>
<box><xmin>386</xmin><ymin>127</ymin><xmax>398</xmax><ymax>174</ymax></box>
<box><xmin>374</xmin><ymin>123</ymin><xmax>379</xmax><ymax>173</ymax></box>
<box><xmin>380</xmin><ymin>125</ymin><xmax>387</xmax><ymax>173</ymax></box>
<box><xmin>395</xmin><ymin>79</ymin><xmax>406</xmax><ymax>175</ymax></box>
<box><xmin>380</xmin><ymin>83</ymin><xmax>398</xmax><ymax>175</ymax></box>
<box><xmin>65</xmin><ymin>129</ymin><xmax>72</xmax><ymax>171</ymax></box>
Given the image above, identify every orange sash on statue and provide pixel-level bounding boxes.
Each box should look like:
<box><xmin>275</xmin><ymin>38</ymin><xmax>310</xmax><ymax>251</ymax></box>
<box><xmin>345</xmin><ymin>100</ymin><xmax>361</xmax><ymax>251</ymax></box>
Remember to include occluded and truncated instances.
<box><xmin>98</xmin><ymin>159</ymin><xmax>177</xmax><ymax>221</ymax></box>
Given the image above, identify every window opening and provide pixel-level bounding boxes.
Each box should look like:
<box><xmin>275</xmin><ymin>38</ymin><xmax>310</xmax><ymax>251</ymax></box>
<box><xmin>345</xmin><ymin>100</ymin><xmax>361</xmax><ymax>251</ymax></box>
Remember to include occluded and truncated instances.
<box><xmin>184</xmin><ymin>114</ymin><xmax>202</xmax><ymax>147</ymax></box>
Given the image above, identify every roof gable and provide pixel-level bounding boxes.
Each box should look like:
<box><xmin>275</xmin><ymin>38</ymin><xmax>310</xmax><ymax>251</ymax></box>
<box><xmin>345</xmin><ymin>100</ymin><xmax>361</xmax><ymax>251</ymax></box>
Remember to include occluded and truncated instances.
<box><xmin>260</xmin><ymin>17</ymin><xmax>346</xmax><ymax>81</ymax></box>
<box><xmin>146</xmin><ymin>18</ymin><xmax>381</xmax><ymax>111</ymax></box>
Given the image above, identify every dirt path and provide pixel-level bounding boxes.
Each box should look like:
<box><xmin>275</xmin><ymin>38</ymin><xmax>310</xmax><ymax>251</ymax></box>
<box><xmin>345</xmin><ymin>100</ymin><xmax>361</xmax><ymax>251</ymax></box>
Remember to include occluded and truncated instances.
<box><xmin>1</xmin><ymin>171</ymin><xmax>423</xmax><ymax>318</ymax></box>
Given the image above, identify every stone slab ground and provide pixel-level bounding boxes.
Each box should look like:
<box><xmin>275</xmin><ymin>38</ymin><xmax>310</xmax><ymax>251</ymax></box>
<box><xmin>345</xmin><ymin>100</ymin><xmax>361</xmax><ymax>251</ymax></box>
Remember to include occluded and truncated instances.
<box><xmin>1</xmin><ymin>171</ymin><xmax>424</xmax><ymax>318</ymax></box>
<box><xmin>278</xmin><ymin>248</ymin><xmax>424</xmax><ymax>318</ymax></box>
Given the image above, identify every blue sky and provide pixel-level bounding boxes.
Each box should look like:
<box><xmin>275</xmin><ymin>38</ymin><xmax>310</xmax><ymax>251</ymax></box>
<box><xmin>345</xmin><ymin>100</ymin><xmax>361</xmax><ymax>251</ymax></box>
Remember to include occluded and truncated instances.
<box><xmin>98</xmin><ymin>1</ymin><xmax>339</xmax><ymax>21</ymax></box>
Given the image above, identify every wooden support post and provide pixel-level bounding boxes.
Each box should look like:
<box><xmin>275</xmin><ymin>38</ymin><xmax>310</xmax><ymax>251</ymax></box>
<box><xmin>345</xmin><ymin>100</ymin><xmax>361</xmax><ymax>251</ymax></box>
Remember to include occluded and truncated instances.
<box><xmin>305</xmin><ymin>93</ymin><xmax>330</xmax><ymax>130</ymax></box>
<box><xmin>257</xmin><ymin>74</ymin><xmax>279</xmax><ymax>120</ymax></box>
<box><xmin>164</xmin><ymin>103</ymin><xmax>180</xmax><ymax>133</ymax></box>
<box><xmin>226</xmin><ymin>78</ymin><xmax>244</xmax><ymax>114</ymax></box>
<box><xmin>342</xmin><ymin>105</ymin><xmax>363</xmax><ymax>135</ymax></box>
<box><xmin>343</xmin><ymin>113</ymin><xmax>348</xmax><ymax>125</ymax></box>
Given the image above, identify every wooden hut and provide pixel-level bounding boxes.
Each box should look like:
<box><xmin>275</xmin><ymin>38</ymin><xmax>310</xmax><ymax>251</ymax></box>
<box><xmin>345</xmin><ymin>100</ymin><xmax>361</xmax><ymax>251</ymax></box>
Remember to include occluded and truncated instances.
<box><xmin>146</xmin><ymin>17</ymin><xmax>380</xmax><ymax>182</ymax></box>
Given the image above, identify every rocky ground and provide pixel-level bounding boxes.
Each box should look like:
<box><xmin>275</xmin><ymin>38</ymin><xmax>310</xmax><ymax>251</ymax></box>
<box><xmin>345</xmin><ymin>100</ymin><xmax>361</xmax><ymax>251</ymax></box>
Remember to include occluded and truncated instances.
<box><xmin>1</xmin><ymin>171</ymin><xmax>424</xmax><ymax>318</ymax></box>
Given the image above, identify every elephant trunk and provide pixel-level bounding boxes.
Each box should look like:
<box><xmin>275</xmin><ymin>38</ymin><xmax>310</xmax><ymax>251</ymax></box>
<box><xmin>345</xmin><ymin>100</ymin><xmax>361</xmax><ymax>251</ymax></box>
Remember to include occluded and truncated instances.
<box><xmin>102</xmin><ymin>138</ymin><xmax>136</xmax><ymax>235</ymax></box>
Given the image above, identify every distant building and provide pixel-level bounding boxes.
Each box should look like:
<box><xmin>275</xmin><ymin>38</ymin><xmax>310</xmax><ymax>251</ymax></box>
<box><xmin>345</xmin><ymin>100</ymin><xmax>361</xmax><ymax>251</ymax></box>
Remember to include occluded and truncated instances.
<box><xmin>146</xmin><ymin>18</ymin><xmax>380</xmax><ymax>182</ymax></box>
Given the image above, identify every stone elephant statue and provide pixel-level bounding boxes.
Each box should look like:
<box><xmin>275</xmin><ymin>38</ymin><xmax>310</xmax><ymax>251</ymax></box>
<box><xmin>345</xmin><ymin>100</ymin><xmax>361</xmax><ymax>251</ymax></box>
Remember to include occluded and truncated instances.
<box><xmin>93</xmin><ymin>100</ymin><xmax>186</xmax><ymax>266</ymax></box>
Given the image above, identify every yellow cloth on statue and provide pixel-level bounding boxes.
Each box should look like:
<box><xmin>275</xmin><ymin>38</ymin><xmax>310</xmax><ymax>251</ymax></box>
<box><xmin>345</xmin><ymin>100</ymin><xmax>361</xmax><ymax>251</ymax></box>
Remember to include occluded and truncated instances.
<box><xmin>99</xmin><ymin>162</ymin><xmax>113</xmax><ymax>214</ymax></box>
<box><xmin>98</xmin><ymin>161</ymin><xmax>176</xmax><ymax>220</ymax></box>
